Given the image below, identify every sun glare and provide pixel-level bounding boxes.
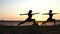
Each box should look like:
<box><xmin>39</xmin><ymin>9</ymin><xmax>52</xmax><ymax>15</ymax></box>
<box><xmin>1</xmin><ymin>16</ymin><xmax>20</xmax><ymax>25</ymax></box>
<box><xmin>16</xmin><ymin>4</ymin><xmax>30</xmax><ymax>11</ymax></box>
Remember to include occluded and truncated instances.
<box><xmin>32</xmin><ymin>14</ymin><xmax>42</xmax><ymax>21</ymax></box>
<box><xmin>36</xmin><ymin>14</ymin><xmax>42</xmax><ymax>21</ymax></box>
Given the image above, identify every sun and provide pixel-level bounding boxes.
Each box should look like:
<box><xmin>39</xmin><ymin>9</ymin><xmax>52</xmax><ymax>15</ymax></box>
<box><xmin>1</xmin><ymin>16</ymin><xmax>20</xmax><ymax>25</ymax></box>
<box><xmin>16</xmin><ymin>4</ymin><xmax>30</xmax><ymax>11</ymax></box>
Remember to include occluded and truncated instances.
<box><xmin>32</xmin><ymin>14</ymin><xmax>42</xmax><ymax>21</ymax></box>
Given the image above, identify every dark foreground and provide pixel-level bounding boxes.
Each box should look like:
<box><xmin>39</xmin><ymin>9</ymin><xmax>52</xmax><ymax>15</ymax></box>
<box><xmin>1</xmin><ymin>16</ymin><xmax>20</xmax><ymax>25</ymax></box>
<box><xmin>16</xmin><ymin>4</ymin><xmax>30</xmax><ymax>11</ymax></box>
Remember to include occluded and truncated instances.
<box><xmin>0</xmin><ymin>25</ymin><xmax>60</xmax><ymax>34</ymax></box>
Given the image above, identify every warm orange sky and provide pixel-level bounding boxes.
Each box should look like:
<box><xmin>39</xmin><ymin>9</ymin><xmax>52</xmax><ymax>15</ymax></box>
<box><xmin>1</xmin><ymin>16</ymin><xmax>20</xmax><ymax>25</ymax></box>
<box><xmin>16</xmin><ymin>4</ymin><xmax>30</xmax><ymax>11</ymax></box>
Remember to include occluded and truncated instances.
<box><xmin>0</xmin><ymin>0</ymin><xmax>60</xmax><ymax>21</ymax></box>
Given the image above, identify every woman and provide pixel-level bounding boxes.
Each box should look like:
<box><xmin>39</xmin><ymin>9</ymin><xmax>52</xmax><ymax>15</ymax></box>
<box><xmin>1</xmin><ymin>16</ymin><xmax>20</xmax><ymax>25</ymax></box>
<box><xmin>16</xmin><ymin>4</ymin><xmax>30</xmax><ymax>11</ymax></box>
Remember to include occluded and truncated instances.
<box><xmin>18</xmin><ymin>10</ymin><xmax>39</xmax><ymax>25</ymax></box>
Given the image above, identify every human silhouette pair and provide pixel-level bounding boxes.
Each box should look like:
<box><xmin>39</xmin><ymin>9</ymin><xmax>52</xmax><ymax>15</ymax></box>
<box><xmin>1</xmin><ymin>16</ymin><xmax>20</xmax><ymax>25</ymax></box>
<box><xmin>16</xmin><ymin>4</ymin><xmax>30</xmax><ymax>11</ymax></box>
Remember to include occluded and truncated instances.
<box><xmin>18</xmin><ymin>10</ymin><xmax>57</xmax><ymax>26</ymax></box>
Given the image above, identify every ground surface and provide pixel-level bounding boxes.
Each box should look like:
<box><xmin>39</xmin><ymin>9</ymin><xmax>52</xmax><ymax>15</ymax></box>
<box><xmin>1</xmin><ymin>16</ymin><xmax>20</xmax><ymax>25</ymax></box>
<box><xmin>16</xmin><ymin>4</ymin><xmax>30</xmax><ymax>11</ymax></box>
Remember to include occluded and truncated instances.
<box><xmin>0</xmin><ymin>25</ymin><xmax>60</xmax><ymax>34</ymax></box>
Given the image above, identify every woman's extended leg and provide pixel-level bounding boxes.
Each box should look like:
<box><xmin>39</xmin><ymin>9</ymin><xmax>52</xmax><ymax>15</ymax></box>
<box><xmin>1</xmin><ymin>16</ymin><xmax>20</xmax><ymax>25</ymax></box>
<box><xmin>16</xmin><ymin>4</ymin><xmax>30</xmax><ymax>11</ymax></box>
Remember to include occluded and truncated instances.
<box><xmin>18</xmin><ymin>20</ymin><xmax>27</xmax><ymax>25</ymax></box>
<box><xmin>41</xmin><ymin>19</ymin><xmax>49</xmax><ymax>26</ymax></box>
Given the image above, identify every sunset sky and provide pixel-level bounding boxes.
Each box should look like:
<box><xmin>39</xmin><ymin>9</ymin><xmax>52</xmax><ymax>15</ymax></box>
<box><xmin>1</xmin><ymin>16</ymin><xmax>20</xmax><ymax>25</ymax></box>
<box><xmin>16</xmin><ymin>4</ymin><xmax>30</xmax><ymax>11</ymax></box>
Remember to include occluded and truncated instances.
<box><xmin>0</xmin><ymin>0</ymin><xmax>60</xmax><ymax>21</ymax></box>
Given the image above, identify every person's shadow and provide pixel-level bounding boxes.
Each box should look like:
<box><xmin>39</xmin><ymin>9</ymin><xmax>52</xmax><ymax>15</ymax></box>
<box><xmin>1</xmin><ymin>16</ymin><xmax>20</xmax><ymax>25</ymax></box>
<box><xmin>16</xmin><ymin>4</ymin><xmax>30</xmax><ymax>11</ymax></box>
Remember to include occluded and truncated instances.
<box><xmin>18</xmin><ymin>10</ymin><xmax>39</xmax><ymax>26</ymax></box>
<box><xmin>41</xmin><ymin>10</ymin><xmax>56</xmax><ymax>26</ymax></box>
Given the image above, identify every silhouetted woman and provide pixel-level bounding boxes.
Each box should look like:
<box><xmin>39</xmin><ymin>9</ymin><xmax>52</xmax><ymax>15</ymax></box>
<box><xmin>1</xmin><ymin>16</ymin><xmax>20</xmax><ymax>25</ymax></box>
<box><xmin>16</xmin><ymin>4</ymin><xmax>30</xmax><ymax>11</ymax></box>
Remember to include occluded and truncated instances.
<box><xmin>18</xmin><ymin>10</ymin><xmax>39</xmax><ymax>25</ymax></box>
<box><xmin>41</xmin><ymin>10</ymin><xmax>56</xmax><ymax>25</ymax></box>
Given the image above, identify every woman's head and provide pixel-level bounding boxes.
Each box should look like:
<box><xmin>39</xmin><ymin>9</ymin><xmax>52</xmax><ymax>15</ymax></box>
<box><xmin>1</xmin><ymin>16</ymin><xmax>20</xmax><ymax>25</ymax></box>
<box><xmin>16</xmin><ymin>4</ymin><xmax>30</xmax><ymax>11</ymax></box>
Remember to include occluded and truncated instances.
<box><xmin>49</xmin><ymin>10</ymin><xmax>52</xmax><ymax>13</ymax></box>
<box><xmin>29</xmin><ymin>10</ymin><xmax>32</xmax><ymax>13</ymax></box>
